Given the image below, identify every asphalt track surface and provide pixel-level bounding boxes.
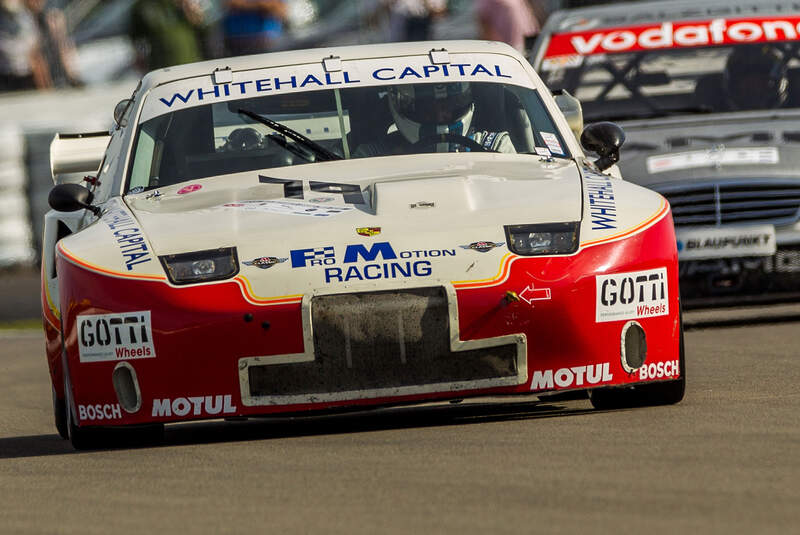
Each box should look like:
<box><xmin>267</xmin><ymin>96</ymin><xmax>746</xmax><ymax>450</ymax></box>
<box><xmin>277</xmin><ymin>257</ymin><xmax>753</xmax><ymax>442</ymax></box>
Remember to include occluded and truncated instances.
<box><xmin>0</xmin><ymin>321</ymin><xmax>798</xmax><ymax>534</ymax></box>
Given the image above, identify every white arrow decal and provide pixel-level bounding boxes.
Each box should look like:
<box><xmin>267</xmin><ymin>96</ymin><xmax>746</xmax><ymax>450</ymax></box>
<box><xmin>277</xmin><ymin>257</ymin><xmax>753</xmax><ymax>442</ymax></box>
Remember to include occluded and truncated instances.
<box><xmin>519</xmin><ymin>283</ymin><xmax>551</xmax><ymax>306</ymax></box>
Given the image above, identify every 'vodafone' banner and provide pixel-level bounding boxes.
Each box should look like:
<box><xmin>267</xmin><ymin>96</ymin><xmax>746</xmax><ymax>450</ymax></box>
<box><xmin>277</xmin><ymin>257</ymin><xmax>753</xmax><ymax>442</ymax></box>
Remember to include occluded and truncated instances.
<box><xmin>544</xmin><ymin>16</ymin><xmax>800</xmax><ymax>57</ymax></box>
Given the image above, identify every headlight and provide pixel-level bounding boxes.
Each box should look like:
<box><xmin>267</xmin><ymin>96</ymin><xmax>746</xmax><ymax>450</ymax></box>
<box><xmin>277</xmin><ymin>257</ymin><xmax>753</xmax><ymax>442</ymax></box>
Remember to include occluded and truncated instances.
<box><xmin>159</xmin><ymin>247</ymin><xmax>239</xmax><ymax>285</ymax></box>
<box><xmin>504</xmin><ymin>222</ymin><xmax>579</xmax><ymax>256</ymax></box>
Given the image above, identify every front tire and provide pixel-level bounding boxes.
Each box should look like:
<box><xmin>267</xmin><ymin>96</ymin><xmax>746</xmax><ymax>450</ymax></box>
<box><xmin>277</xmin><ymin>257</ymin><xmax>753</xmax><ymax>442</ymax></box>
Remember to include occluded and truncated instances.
<box><xmin>52</xmin><ymin>385</ymin><xmax>68</xmax><ymax>439</ymax></box>
<box><xmin>64</xmin><ymin>372</ymin><xmax>103</xmax><ymax>450</ymax></box>
<box><xmin>62</xmin><ymin>358</ymin><xmax>164</xmax><ymax>450</ymax></box>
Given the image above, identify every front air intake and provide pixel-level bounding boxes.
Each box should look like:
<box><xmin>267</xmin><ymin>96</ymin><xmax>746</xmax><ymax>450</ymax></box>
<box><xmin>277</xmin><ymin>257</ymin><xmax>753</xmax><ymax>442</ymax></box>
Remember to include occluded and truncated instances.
<box><xmin>112</xmin><ymin>362</ymin><xmax>142</xmax><ymax>413</ymax></box>
<box><xmin>620</xmin><ymin>321</ymin><xmax>647</xmax><ymax>373</ymax></box>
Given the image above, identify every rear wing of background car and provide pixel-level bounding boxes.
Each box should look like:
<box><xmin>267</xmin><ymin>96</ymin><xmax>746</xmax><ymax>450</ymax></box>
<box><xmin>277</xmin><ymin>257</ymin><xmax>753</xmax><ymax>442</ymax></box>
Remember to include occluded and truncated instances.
<box><xmin>50</xmin><ymin>131</ymin><xmax>110</xmax><ymax>185</ymax></box>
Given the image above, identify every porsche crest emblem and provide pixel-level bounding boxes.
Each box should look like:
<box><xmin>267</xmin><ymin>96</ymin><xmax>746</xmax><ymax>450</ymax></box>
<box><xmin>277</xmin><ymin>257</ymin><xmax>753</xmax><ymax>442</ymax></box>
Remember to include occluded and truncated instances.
<box><xmin>357</xmin><ymin>227</ymin><xmax>381</xmax><ymax>237</ymax></box>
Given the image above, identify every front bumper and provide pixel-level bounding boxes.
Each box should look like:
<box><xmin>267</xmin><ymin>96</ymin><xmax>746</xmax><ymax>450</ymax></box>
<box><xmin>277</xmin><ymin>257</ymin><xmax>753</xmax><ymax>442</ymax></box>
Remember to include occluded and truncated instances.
<box><xmin>50</xmin><ymin>215</ymin><xmax>682</xmax><ymax>428</ymax></box>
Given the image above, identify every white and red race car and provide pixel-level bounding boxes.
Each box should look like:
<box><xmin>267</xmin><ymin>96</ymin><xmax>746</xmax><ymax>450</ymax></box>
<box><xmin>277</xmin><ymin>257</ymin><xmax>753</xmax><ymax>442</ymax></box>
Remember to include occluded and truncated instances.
<box><xmin>41</xmin><ymin>41</ymin><xmax>684</xmax><ymax>449</ymax></box>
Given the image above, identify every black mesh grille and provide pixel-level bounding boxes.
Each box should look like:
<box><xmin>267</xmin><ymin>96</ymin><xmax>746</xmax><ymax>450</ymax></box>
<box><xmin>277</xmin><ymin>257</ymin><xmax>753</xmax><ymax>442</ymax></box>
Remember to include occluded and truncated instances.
<box><xmin>248</xmin><ymin>287</ymin><xmax>519</xmax><ymax>398</ymax></box>
<box><xmin>656</xmin><ymin>181</ymin><xmax>800</xmax><ymax>227</ymax></box>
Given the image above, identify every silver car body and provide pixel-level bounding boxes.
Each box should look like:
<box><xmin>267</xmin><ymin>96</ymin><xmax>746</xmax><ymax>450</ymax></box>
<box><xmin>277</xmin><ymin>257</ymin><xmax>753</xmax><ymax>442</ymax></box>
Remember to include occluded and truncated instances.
<box><xmin>531</xmin><ymin>0</ymin><xmax>800</xmax><ymax>306</ymax></box>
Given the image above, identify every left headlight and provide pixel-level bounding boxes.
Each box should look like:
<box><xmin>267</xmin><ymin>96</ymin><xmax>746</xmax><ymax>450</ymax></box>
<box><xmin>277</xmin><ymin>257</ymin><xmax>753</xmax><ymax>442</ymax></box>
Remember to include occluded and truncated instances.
<box><xmin>159</xmin><ymin>247</ymin><xmax>239</xmax><ymax>285</ymax></box>
<box><xmin>504</xmin><ymin>222</ymin><xmax>579</xmax><ymax>256</ymax></box>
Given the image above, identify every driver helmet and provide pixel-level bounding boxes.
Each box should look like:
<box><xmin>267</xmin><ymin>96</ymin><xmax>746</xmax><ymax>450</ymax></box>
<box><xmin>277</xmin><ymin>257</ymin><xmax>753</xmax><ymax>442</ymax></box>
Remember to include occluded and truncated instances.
<box><xmin>723</xmin><ymin>45</ymin><xmax>788</xmax><ymax>110</ymax></box>
<box><xmin>224</xmin><ymin>127</ymin><xmax>263</xmax><ymax>151</ymax></box>
<box><xmin>388</xmin><ymin>82</ymin><xmax>475</xmax><ymax>144</ymax></box>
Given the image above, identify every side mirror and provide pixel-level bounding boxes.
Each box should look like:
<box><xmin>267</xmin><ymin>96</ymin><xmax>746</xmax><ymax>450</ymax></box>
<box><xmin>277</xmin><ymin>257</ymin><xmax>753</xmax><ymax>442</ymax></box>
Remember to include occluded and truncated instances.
<box><xmin>113</xmin><ymin>99</ymin><xmax>133</xmax><ymax>127</ymax></box>
<box><xmin>580</xmin><ymin>122</ymin><xmax>625</xmax><ymax>171</ymax></box>
<box><xmin>48</xmin><ymin>183</ymin><xmax>101</xmax><ymax>216</ymax></box>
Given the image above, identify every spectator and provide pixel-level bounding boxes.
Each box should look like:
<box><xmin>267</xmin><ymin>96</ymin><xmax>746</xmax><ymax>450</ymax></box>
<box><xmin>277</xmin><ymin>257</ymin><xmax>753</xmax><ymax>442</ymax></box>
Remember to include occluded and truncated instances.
<box><xmin>383</xmin><ymin>0</ymin><xmax>447</xmax><ymax>42</ymax></box>
<box><xmin>0</xmin><ymin>0</ymin><xmax>49</xmax><ymax>91</ymax></box>
<box><xmin>476</xmin><ymin>0</ymin><xmax>540</xmax><ymax>53</ymax></box>
<box><xmin>223</xmin><ymin>0</ymin><xmax>287</xmax><ymax>56</ymax></box>
<box><xmin>24</xmin><ymin>0</ymin><xmax>82</xmax><ymax>87</ymax></box>
<box><xmin>130</xmin><ymin>0</ymin><xmax>205</xmax><ymax>72</ymax></box>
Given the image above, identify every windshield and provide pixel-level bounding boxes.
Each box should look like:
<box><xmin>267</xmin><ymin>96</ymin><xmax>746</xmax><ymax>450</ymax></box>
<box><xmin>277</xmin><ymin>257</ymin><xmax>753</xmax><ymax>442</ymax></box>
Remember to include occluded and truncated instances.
<box><xmin>539</xmin><ymin>17</ymin><xmax>800</xmax><ymax>122</ymax></box>
<box><xmin>127</xmin><ymin>80</ymin><xmax>567</xmax><ymax>192</ymax></box>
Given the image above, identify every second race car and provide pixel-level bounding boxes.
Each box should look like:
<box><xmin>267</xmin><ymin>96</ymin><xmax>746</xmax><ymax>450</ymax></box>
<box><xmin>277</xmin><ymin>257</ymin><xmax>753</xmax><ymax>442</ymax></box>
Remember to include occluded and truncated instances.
<box><xmin>532</xmin><ymin>0</ymin><xmax>800</xmax><ymax>306</ymax></box>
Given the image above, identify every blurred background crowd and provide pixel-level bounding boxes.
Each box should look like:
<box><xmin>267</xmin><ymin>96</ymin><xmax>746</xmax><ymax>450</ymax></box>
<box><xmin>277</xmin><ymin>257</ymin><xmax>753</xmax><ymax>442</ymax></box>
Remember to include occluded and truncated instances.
<box><xmin>0</xmin><ymin>0</ymin><xmax>585</xmax><ymax>92</ymax></box>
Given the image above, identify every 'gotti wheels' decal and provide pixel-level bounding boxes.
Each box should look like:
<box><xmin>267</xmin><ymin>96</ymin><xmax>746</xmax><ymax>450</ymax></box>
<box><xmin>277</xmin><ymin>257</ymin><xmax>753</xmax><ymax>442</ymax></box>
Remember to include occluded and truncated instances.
<box><xmin>595</xmin><ymin>267</ymin><xmax>668</xmax><ymax>323</ymax></box>
<box><xmin>78</xmin><ymin>311</ymin><xmax>156</xmax><ymax>363</ymax></box>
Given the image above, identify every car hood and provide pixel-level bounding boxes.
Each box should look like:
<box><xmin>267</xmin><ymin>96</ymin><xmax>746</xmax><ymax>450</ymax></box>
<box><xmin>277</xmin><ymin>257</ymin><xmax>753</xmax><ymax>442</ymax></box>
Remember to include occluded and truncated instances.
<box><xmin>124</xmin><ymin>153</ymin><xmax>584</xmax><ymax>255</ymax></box>
<box><xmin>58</xmin><ymin>152</ymin><xmax>669</xmax><ymax>294</ymax></box>
<box><xmin>616</xmin><ymin>110</ymin><xmax>800</xmax><ymax>188</ymax></box>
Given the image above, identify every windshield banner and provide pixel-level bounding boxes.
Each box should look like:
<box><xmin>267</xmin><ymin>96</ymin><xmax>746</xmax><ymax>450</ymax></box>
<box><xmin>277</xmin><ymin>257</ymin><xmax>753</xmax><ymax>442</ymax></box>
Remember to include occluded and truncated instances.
<box><xmin>141</xmin><ymin>54</ymin><xmax>531</xmax><ymax>122</ymax></box>
<box><xmin>545</xmin><ymin>16</ymin><xmax>800</xmax><ymax>58</ymax></box>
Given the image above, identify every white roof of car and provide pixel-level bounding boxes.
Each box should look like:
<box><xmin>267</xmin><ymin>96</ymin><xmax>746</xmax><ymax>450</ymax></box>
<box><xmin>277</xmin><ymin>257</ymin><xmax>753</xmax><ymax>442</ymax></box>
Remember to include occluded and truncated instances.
<box><xmin>138</xmin><ymin>40</ymin><xmax>524</xmax><ymax>92</ymax></box>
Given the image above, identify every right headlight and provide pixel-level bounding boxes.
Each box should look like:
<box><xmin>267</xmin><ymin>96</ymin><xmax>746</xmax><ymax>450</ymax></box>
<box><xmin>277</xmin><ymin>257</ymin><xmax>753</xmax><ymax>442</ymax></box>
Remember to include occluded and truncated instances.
<box><xmin>159</xmin><ymin>247</ymin><xmax>239</xmax><ymax>285</ymax></box>
<box><xmin>504</xmin><ymin>222</ymin><xmax>580</xmax><ymax>256</ymax></box>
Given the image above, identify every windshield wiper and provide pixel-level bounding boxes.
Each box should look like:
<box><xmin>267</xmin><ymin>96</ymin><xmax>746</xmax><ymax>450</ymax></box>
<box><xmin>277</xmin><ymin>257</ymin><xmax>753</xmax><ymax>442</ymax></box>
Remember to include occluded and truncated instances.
<box><xmin>237</xmin><ymin>108</ymin><xmax>342</xmax><ymax>162</ymax></box>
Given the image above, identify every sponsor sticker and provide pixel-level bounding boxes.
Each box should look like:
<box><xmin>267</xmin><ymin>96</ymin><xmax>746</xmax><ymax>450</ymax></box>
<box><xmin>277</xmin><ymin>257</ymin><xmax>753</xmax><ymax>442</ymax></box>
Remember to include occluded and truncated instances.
<box><xmin>535</xmin><ymin>146</ymin><xmax>552</xmax><ymax>158</ymax></box>
<box><xmin>101</xmin><ymin>205</ymin><xmax>154</xmax><ymax>270</ymax></box>
<box><xmin>290</xmin><ymin>241</ymin><xmax>456</xmax><ymax>283</ymax></box>
<box><xmin>142</xmin><ymin>55</ymin><xmax>529</xmax><ymax>122</ymax></box>
<box><xmin>409</xmin><ymin>201</ymin><xmax>435</xmax><ymax>209</ymax></box>
<box><xmin>584</xmin><ymin>169</ymin><xmax>616</xmax><ymax>230</ymax></box>
<box><xmin>459</xmin><ymin>241</ymin><xmax>504</xmax><ymax>253</ymax></box>
<box><xmin>639</xmin><ymin>359</ymin><xmax>680</xmax><ymax>381</ymax></box>
<box><xmin>544</xmin><ymin>16</ymin><xmax>800</xmax><ymax>57</ymax></box>
<box><xmin>79</xmin><ymin>404</ymin><xmax>122</xmax><ymax>421</ymax></box>
<box><xmin>596</xmin><ymin>267</ymin><xmax>668</xmax><ymax>323</ymax></box>
<box><xmin>221</xmin><ymin>199</ymin><xmax>354</xmax><ymax>217</ymax></box>
<box><xmin>646</xmin><ymin>147</ymin><xmax>779</xmax><ymax>174</ymax></box>
<box><xmin>243</xmin><ymin>256</ymin><xmax>288</xmax><ymax>269</ymax></box>
<box><xmin>541</xmin><ymin>132</ymin><xmax>564</xmax><ymax>155</ymax></box>
<box><xmin>78</xmin><ymin>311</ymin><xmax>156</xmax><ymax>363</ymax></box>
<box><xmin>151</xmin><ymin>395</ymin><xmax>237</xmax><ymax>417</ymax></box>
<box><xmin>676</xmin><ymin>225</ymin><xmax>775</xmax><ymax>260</ymax></box>
<box><xmin>530</xmin><ymin>362</ymin><xmax>613</xmax><ymax>391</ymax></box>
<box><xmin>177</xmin><ymin>184</ymin><xmax>203</xmax><ymax>194</ymax></box>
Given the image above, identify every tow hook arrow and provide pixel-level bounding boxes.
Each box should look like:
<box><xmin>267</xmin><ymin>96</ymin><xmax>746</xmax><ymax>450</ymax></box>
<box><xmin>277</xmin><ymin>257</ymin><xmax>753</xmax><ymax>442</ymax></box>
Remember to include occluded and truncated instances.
<box><xmin>519</xmin><ymin>284</ymin><xmax>551</xmax><ymax>305</ymax></box>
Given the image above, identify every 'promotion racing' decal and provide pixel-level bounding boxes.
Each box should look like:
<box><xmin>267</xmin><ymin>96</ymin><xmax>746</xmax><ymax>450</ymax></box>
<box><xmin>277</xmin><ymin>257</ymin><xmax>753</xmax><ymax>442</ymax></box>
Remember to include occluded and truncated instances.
<box><xmin>78</xmin><ymin>310</ymin><xmax>156</xmax><ymax>363</ymax></box>
<box><xmin>290</xmin><ymin>241</ymin><xmax>456</xmax><ymax>283</ymax></box>
<box><xmin>595</xmin><ymin>267</ymin><xmax>668</xmax><ymax>323</ymax></box>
